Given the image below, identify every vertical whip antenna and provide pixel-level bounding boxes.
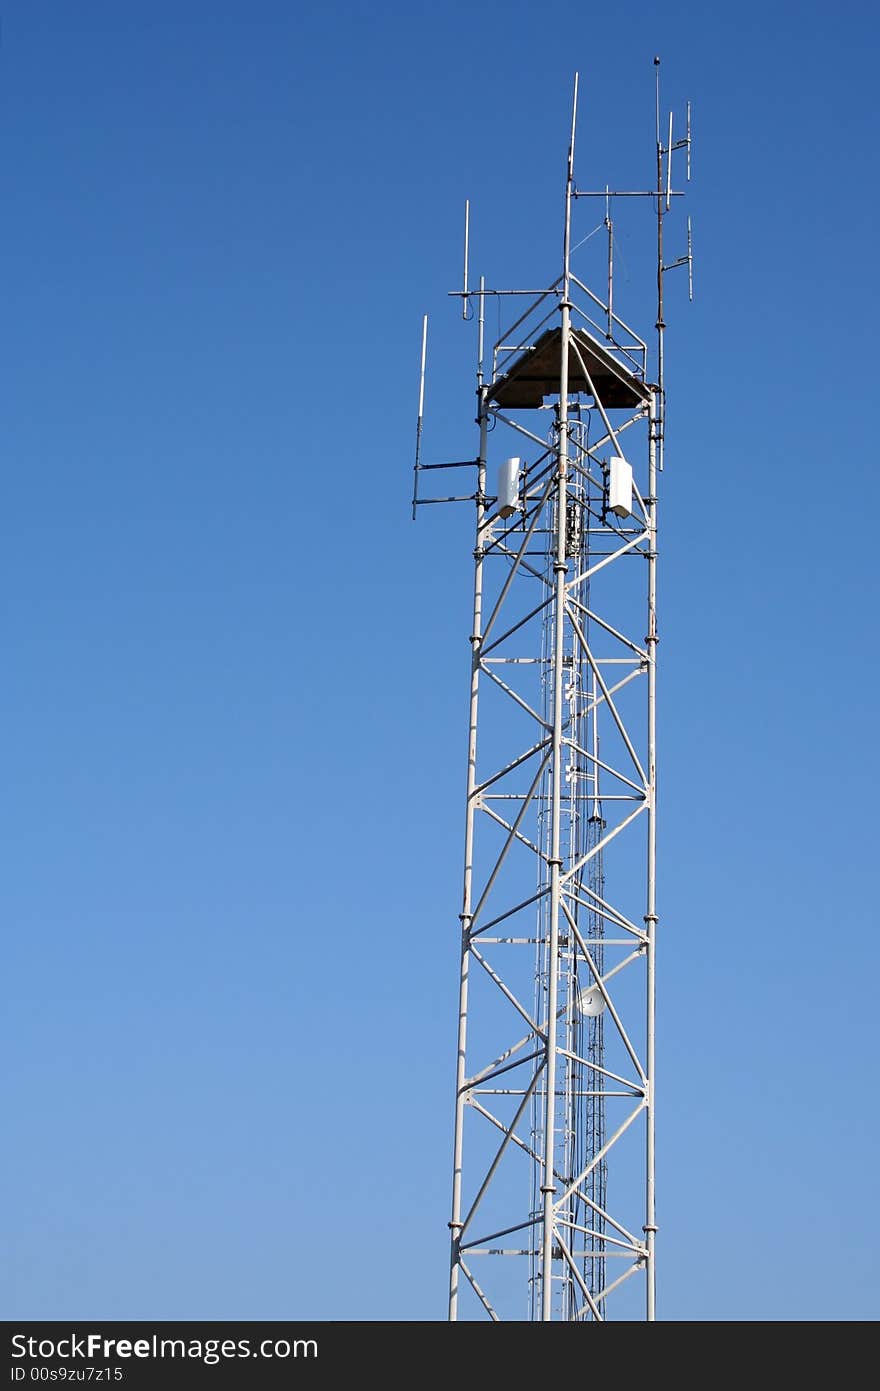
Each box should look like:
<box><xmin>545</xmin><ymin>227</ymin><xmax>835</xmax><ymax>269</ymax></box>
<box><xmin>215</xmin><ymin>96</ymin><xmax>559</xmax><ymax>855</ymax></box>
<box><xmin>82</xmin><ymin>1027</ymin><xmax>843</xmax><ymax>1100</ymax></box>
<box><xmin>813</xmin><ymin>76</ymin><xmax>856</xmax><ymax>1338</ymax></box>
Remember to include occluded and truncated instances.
<box><xmin>568</xmin><ymin>71</ymin><xmax>579</xmax><ymax>182</ymax></box>
<box><xmin>665</xmin><ymin>112</ymin><xmax>673</xmax><ymax>210</ymax></box>
<box><xmin>412</xmin><ymin>314</ymin><xmax>429</xmax><ymax>520</ymax></box>
<box><xmin>654</xmin><ymin>57</ymin><xmax>666</xmax><ymax>472</ymax></box>
<box><xmin>462</xmin><ymin>200</ymin><xmax>470</xmax><ymax>319</ymax></box>
<box><xmin>563</xmin><ymin>72</ymin><xmax>578</xmax><ymax>289</ymax></box>
<box><xmin>605</xmin><ymin>185</ymin><xmax>613</xmax><ymax>339</ymax></box>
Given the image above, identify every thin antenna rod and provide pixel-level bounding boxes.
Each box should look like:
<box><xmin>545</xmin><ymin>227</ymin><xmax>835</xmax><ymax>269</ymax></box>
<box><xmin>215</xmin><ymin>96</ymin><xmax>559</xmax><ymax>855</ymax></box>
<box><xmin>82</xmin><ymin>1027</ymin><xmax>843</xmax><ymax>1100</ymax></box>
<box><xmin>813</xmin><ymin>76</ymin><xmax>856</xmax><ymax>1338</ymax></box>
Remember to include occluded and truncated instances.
<box><xmin>605</xmin><ymin>185</ymin><xmax>613</xmax><ymax>340</ymax></box>
<box><xmin>463</xmin><ymin>200</ymin><xmax>470</xmax><ymax>319</ymax></box>
<box><xmin>568</xmin><ymin>71</ymin><xmax>579</xmax><ymax>188</ymax></box>
<box><xmin>666</xmin><ymin>112</ymin><xmax>673</xmax><ymax>210</ymax></box>
<box><xmin>654</xmin><ymin>57</ymin><xmax>665</xmax><ymax>473</ymax></box>
<box><xmin>686</xmin><ymin>101</ymin><xmax>692</xmax><ymax>180</ymax></box>
<box><xmin>412</xmin><ymin>314</ymin><xmax>429</xmax><ymax>520</ymax></box>
<box><xmin>687</xmin><ymin>216</ymin><xmax>693</xmax><ymax>301</ymax></box>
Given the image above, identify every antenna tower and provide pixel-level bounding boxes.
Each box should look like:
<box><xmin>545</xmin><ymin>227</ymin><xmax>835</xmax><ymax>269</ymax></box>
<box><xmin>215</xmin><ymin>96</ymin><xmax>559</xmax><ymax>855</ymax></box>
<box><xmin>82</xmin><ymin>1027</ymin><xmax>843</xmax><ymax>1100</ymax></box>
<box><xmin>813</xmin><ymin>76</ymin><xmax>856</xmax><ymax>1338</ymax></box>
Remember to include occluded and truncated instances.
<box><xmin>412</xmin><ymin>63</ymin><xmax>692</xmax><ymax>1321</ymax></box>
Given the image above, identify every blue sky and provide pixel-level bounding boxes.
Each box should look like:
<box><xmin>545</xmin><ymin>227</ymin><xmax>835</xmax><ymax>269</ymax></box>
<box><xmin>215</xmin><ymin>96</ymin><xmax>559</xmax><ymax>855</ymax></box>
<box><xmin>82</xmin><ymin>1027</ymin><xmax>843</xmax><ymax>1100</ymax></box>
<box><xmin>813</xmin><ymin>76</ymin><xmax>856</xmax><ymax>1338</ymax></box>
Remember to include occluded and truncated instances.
<box><xmin>1</xmin><ymin>0</ymin><xmax>878</xmax><ymax>1320</ymax></box>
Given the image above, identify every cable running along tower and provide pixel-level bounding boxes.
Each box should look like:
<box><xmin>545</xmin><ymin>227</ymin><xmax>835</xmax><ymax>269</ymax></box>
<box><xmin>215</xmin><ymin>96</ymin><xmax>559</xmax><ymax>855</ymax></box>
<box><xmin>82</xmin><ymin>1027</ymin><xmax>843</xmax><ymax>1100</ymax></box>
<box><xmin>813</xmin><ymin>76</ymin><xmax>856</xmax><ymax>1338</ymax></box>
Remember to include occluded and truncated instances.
<box><xmin>412</xmin><ymin>65</ymin><xmax>692</xmax><ymax>1321</ymax></box>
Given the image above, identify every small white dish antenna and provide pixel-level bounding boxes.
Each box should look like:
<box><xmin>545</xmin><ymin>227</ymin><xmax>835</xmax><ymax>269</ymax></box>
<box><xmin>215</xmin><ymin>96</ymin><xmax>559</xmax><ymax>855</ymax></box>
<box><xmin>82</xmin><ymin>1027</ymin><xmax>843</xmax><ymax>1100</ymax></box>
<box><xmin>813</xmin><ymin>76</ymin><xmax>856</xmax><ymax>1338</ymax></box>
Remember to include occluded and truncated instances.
<box><xmin>577</xmin><ymin>986</ymin><xmax>606</xmax><ymax>1018</ymax></box>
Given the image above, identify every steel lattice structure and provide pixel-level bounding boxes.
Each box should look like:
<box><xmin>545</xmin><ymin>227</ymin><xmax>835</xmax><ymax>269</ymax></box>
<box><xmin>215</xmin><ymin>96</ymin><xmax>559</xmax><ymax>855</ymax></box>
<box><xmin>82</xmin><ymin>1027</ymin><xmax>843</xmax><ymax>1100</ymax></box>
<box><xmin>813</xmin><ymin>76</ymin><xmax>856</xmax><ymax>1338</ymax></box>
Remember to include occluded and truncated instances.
<box><xmin>413</xmin><ymin>69</ymin><xmax>690</xmax><ymax>1321</ymax></box>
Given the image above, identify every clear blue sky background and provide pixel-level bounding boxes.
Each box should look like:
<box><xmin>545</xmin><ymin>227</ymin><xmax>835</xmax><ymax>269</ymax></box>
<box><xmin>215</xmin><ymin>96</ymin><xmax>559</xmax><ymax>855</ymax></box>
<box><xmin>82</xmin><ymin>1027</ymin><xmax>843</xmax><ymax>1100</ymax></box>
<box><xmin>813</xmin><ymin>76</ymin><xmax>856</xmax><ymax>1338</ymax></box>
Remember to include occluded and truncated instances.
<box><xmin>2</xmin><ymin>0</ymin><xmax>877</xmax><ymax>1321</ymax></box>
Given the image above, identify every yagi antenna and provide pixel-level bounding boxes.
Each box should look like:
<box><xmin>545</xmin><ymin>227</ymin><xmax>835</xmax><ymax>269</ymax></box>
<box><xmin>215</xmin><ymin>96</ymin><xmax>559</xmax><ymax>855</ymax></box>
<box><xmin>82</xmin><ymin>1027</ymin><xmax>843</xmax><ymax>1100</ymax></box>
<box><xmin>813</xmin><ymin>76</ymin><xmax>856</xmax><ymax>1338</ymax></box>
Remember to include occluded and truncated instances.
<box><xmin>411</xmin><ymin>314</ymin><xmax>428</xmax><ymax>520</ymax></box>
<box><xmin>672</xmin><ymin>101</ymin><xmax>692</xmax><ymax>182</ymax></box>
<box><xmin>661</xmin><ymin>102</ymin><xmax>695</xmax><ymax>309</ymax></box>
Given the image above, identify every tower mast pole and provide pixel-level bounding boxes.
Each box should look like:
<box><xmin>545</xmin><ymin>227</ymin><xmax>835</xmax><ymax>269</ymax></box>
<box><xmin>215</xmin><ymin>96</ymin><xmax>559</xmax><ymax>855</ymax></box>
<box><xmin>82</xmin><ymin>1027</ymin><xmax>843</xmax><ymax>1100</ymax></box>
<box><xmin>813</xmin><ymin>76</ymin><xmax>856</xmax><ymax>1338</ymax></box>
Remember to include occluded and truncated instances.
<box><xmin>540</xmin><ymin>74</ymin><xmax>577</xmax><ymax>1322</ymax></box>
<box><xmin>645</xmin><ymin>388</ymin><xmax>659</xmax><ymax>1319</ymax></box>
<box><xmin>646</xmin><ymin>57</ymin><xmax>666</xmax><ymax>1316</ymax></box>
<box><xmin>449</xmin><ymin>278</ymin><xmax>488</xmax><ymax>1320</ymax></box>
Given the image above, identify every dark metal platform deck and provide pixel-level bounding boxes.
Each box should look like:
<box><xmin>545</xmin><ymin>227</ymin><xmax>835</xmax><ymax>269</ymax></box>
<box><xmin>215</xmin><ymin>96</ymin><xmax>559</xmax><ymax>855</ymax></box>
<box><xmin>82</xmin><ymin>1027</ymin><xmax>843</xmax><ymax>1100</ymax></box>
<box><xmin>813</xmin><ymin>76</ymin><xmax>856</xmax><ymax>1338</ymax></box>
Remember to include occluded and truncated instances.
<box><xmin>488</xmin><ymin>326</ymin><xmax>651</xmax><ymax>410</ymax></box>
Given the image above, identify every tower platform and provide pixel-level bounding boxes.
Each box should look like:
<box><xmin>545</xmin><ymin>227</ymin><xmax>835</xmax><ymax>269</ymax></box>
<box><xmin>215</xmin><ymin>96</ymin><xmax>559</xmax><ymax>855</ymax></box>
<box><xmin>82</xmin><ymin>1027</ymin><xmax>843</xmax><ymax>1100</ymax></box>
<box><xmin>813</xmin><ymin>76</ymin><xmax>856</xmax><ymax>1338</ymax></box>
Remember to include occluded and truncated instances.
<box><xmin>488</xmin><ymin>325</ymin><xmax>651</xmax><ymax>410</ymax></box>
